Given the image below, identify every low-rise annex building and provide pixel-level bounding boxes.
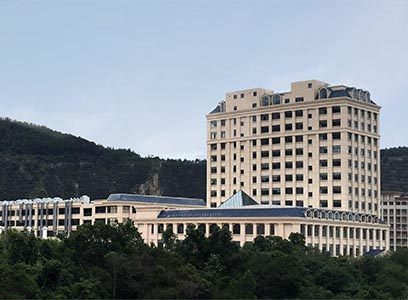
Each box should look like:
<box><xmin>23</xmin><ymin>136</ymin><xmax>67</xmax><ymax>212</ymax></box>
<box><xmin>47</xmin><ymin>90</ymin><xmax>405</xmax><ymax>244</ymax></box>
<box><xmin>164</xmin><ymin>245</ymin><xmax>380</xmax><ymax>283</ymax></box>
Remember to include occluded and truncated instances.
<box><xmin>381</xmin><ymin>191</ymin><xmax>408</xmax><ymax>250</ymax></box>
<box><xmin>0</xmin><ymin>191</ymin><xmax>389</xmax><ymax>256</ymax></box>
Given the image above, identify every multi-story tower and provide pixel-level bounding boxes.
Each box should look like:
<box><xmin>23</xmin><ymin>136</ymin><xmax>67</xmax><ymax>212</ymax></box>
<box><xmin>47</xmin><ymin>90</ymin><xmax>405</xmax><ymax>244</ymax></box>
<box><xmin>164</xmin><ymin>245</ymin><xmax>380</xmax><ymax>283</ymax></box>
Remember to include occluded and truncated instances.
<box><xmin>381</xmin><ymin>191</ymin><xmax>408</xmax><ymax>250</ymax></box>
<box><xmin>207</xmin><ymin>80</ymin><xmax>381</xmax><ymax>216</ymax></box>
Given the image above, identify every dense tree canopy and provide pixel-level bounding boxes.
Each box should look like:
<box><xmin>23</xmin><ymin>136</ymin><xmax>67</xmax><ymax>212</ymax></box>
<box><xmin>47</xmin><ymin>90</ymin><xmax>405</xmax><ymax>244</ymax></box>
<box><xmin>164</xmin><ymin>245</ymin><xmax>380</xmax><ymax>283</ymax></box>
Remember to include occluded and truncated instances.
<box><xmin>0</xmin><ymin>223</ymin><xmax>407</xmax><ymax>299</ymax></box>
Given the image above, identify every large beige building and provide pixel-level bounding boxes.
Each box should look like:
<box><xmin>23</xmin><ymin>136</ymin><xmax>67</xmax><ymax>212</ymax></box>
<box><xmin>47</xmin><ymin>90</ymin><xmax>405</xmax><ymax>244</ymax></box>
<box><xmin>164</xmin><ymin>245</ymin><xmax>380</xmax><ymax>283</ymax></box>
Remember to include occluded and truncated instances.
<box><xmin>0</xmin><ymin>79</ymin><xmax>389</xmax><ymax>256</ymax></box>
<box><xmin>0</xmin><ymin>192</ymin><xmax>389</xmax><ymax>256</ymax></box>
<box><xmin>207</xmin><ymin>79</ymin><xmax>381</xmax><ymax>216</ymax></box>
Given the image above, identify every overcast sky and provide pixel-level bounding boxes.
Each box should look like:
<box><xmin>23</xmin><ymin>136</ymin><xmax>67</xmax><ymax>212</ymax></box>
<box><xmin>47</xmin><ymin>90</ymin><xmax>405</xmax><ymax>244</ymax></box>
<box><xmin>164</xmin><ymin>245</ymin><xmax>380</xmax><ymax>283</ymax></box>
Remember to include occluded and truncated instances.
<box><xmin>0</xmin><ymin>0</ymin><xmax>407</xmax><ymax>159</ymax></box>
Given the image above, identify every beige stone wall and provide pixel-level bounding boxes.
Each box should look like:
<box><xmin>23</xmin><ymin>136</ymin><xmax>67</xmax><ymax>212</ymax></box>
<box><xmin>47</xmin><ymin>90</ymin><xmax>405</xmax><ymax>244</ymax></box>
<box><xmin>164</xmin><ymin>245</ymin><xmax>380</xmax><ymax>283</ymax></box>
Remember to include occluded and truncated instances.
<box><xmin>207</xmin><ymin>80</ymin><xmax>381</xmax><ymax>216</ymax></box>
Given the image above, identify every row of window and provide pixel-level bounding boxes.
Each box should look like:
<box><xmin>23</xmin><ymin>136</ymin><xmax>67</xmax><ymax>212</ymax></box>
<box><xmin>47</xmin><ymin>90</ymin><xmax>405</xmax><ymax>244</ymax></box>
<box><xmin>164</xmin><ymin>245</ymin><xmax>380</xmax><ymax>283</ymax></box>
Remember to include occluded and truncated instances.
<box><xmin>210</xmin><ymin>106</ymin><xmax>377</xmax><ymax>129</ymax></box>
<box><xmin>0</xmin><ymin>205</ymin><xmax>129</xmax><ymax>218</ymax></box>
<box><xmin>209</xmin><ymin>133</ymin><xmax>379</xmax><ymax>152</ymax></box>
<box><xmin>302</xmin><ymin>224</ymin><xmax>385</xmax><ymax>240</ymax></box>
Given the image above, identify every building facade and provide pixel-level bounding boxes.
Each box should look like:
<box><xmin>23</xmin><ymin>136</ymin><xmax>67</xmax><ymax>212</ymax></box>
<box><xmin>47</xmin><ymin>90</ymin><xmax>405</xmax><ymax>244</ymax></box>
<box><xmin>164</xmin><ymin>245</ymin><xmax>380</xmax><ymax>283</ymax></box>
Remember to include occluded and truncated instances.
<box><xmin>0</xmin><ymin>79</ymin><xmax>389</xmax><ymax>256</ymax></box>
<box><xmin>207</xmin><ymin>79</ymin><xmax>381</xmax><ymax>215</ymax></box>
<box><xmin>381</xmin><ymin>191</ymin><xmax>408</xmax><ymax>250</ymax></box>
<box><xmin>0</xmin><ymin>192</ymin><xmax>389</xmax><ymax>256</ymax></box>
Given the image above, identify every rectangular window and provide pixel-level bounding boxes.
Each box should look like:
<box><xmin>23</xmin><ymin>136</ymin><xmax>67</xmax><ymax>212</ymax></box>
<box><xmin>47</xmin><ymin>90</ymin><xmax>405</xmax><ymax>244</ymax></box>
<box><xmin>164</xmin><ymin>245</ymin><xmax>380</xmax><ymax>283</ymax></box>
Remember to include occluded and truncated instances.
<box><xmin>295</xmin><ymin>135</ymin><xmax>303</xmax><ymax>142</ymax></box>
<box><xmin>333</xmin><ymin>159</ymin><xmax>341</xmax><ymax>167</ymax></box>
<box><xmin>272</xmin><ymin>125</ymin><xmax>280</xmax><ymax>132</ymax></box>
<box><xmin>320</xmin><ymin>160</ymin><xmax>328</xmax><ymax>167</ymax></box>
<box><xmin>285</xmin><ymin>111</ymin><xmax>293</xmax><ymax>118</ymax></box>
<box><xmin>319</xmin><ymin>107</ymin><xmax>327</xmax><ymax>115</ymax></box>
<box><xmin>272</xmin><ymin>162</ymin><xmax>281</xmax><ymax>169</ymax></box>
<box><xmin>272</xmin><ymin>150</ymin><xmax>281</xmax><ymax>157</ymax></box>
<box><xmin>332</xmin><ymin>145</ymin><xmax>341</xmax><ymax>153</ymax></box>
<box><xmin>333</xmin><ymin>132</ymin><xmax>341</xmax><ymax>140</ymax></box>
<box><xmin>332</xmin><ymin>106</ymin><xmax>341</xmax><ymax>113</ymax></box>
<box><xmin>332</xmin><ymin>119</ymin><xmax>341</xmax><ymax>126</ymax></box>
<box><xmin>320</xmin><ymin>173</ymin><xmax>328</xmax><ymax>180</ymax></box>
<box><xmin>272</xmin><ymin>112</ymin><xmax>280</xmax><ymax>120</ymax></box>
<box><xmin>295</xmin><ymin>110</ymin><xmax>303</xmax><ymax>117</ymax></box>
<box><xmin>320</xmin><ymin>146</ymin><xmax>328</xmax><ymax>154</ymax></box>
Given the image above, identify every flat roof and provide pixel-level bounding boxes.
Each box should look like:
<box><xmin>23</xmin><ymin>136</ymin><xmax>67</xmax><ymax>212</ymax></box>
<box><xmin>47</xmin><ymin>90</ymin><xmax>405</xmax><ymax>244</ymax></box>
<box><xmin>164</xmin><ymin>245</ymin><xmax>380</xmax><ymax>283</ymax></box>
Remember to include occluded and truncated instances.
<box><xmin>107</xmin><ymin>193</ymin><xmax>206</xmax><ymax>206</ymax></box>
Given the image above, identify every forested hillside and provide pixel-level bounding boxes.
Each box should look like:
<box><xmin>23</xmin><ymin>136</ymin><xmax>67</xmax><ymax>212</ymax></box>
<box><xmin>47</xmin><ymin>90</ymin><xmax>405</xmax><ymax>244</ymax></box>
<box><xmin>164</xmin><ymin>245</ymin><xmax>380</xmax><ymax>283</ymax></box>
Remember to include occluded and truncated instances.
<box><xmin>381</xmin><ymin>147</ymin><xmax>408</xmax><ymax>192</ymax></box>
<box><xmin>0</xmin><ymin>118</ymin><xmax>205</xmax><ymax>201</ymax></box>
<box><xmin>0</xmin><ymin>117</ymin><xmax>407</xmax><ymax>201</ymax></box>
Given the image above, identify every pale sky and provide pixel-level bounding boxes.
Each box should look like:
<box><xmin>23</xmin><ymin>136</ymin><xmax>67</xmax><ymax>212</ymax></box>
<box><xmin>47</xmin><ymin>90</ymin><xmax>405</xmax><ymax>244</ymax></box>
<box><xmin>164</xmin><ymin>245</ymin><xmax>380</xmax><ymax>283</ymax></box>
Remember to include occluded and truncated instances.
<box><xmin>0</xmin><ymin>0</ymin><xmax>407</xmax><ymax>159</ymax></box>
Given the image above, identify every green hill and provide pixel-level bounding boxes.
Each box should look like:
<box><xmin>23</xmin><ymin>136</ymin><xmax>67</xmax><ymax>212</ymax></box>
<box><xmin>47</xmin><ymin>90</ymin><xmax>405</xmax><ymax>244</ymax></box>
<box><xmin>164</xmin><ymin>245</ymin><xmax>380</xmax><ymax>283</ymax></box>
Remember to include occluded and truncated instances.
<box><xmin>0</xmin><ymin>118</ymin><xmax>206</xmax><ymax>201</ymax></box>
<box><xmin>381</xmin><ymin>146</ymin><xmax>408</xmax><ymax>192</ymax></box>
<box><xmin>0</xmin><ymin>117</ymin><xmax>407</xmax><ymax>201</ymax></box>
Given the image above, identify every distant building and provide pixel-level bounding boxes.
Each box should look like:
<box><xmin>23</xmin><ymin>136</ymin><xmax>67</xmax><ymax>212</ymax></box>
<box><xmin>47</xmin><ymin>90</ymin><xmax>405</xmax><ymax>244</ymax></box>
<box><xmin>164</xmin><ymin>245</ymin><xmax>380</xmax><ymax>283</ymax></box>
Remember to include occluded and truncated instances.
<box><xmin>381</xmin><ymin>191</ymin><xmax>408</xmax><ymax>250</ymax></box>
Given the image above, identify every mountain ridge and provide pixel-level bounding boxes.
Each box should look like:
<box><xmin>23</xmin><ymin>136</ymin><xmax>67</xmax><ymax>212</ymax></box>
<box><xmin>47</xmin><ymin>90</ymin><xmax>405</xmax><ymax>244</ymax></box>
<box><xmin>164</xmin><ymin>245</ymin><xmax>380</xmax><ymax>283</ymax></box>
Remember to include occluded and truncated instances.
<box><xmin>0</xmin><ymin>117</ymin><xmax>407</xmax><ymax>201</ymax></box>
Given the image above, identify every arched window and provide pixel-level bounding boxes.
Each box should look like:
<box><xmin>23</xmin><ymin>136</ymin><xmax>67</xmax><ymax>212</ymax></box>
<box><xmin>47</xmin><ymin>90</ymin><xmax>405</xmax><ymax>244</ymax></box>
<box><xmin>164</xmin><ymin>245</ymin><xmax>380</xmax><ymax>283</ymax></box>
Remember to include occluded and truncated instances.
<box><xmin>210</xmin><ymin>223</ymin><xmax>218</xmax><ymax>234</ymax></box>
<box><xmin>158</xmin><ymin>224</ymin><xmax>164</xmax><ymax>233</ymax></box>
<box><xmin>198</xmin><ymin>223</ymin><xmax>206</xmax><ymax>233</ymax></box>
<box><xmin>359</xmin><ymin>90</ymin><xmax>364</xmax><ymax>101</ymax></box>
<box><xmin>334</xmin><ymin>212</ymin><xmax>340</xmax><ymax>220</ymax></box>
<box><xmin>222</xmin><ymin>224</ymin><xmax>230</xmax><ymax>232</ymax></box>
<box><xmin>261</xmin><ymin>96</ymin><xmax>270</xmax><ymax>106</ymax></box>
<box><xmin>232</xmin><ymin>224</ymin><xmax>241</xmax><ymax>234</ymax></box>
<box><xmin>365</xmin><ymin>92</ymin><xmax>371</xmax><ymax>102</ymax></box>
<box><xmin>177</xmin><ymin>224</ymin><xmax>184</xmax><ymax>234</ymax></box>
<box><xmin>352</xmin><ymin>88</ymin><xmax>358</xmax><ymax>99</ymax></box>
<box><xmin>319</xmin><ymin>88</ymin><xmax>328</xmax><ymax>99</ymax></box>
<box><xmin>245</xmin><ymin>224</ymin><xmax>254</xmax><ymax>235</ymax></box>
<box><xmin>313</xmin><ymin>210</ymin><xmax>319</xmax><ymax>218</ymax></box>
<box><xmin>327</xmin><ymin>211</ymin><xmax>333</xmax><ymax>220</ymax></box>
<box><xmin>257</xmin><ymin>224</ymin><xmax>265</xmax><ymax>235</ymax></box>
<box><xmin>167</xmin><ymin>224</ymin><xmax>173</xmax><ymax>232</ymax></box>
<box><xmin>272</xmin><ymin>94</ymin><xmax>281</xmax><ymax>105</ymax></box>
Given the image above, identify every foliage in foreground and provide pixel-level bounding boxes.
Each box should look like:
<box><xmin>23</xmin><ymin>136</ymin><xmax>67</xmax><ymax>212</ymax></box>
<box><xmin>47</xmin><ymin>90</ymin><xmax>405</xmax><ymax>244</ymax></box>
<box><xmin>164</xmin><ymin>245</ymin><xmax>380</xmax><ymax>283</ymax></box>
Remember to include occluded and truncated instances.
<box><xmin>0</xmin><ymin>222</ymin><xmax>407</xmax><ymax>299</ymax></box>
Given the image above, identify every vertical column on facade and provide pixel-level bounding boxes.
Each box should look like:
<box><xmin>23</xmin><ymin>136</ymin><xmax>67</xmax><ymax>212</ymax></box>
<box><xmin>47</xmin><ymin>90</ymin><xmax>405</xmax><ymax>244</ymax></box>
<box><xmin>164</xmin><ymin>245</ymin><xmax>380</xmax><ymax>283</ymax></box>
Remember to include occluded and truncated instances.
<box><xmin>379</xmin><ymin>229</ymin><xmax>383</xmax><ymax>249</ymax></box>
<box><xmin>326</xmin><ymin>226</ymin><xmax>330</xmax><ymax>254</ymax></box>
<box><xmin>339</xmin><ymin>226</ymin><xmax>344</xmax><ymax>256</ymax></box>
<box><xmin>205</xmin><ymin>223</ymin><xmax>210</xmax><ymax>238</ymax></box>
<box><xmin>318</xmin><ymin>225</ymin><xmax>323</xmax><ymax>251</ymax></box>
<box><xmin>386</xmin><ymin>229</ymin><xmax>390</xmax><ymax>250</ymax></box>
<box><xmin>373</xmin><ymin>228</ymin><xmax>377</xmax><ymax>250</ymax></box>
<box><xmin>240</xmin><ymin>223</ymin><xmax>245</xmax><ymax>246</ymax></box>
<box><xmin>265</xmin><ymin>223</ymin><xmax>271</xmax><ymax>236</ymax></box>
<box><xmin>310</xmin><ymin>224</ymin><xmax>314</xmax><ymax>247</ymax></box>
